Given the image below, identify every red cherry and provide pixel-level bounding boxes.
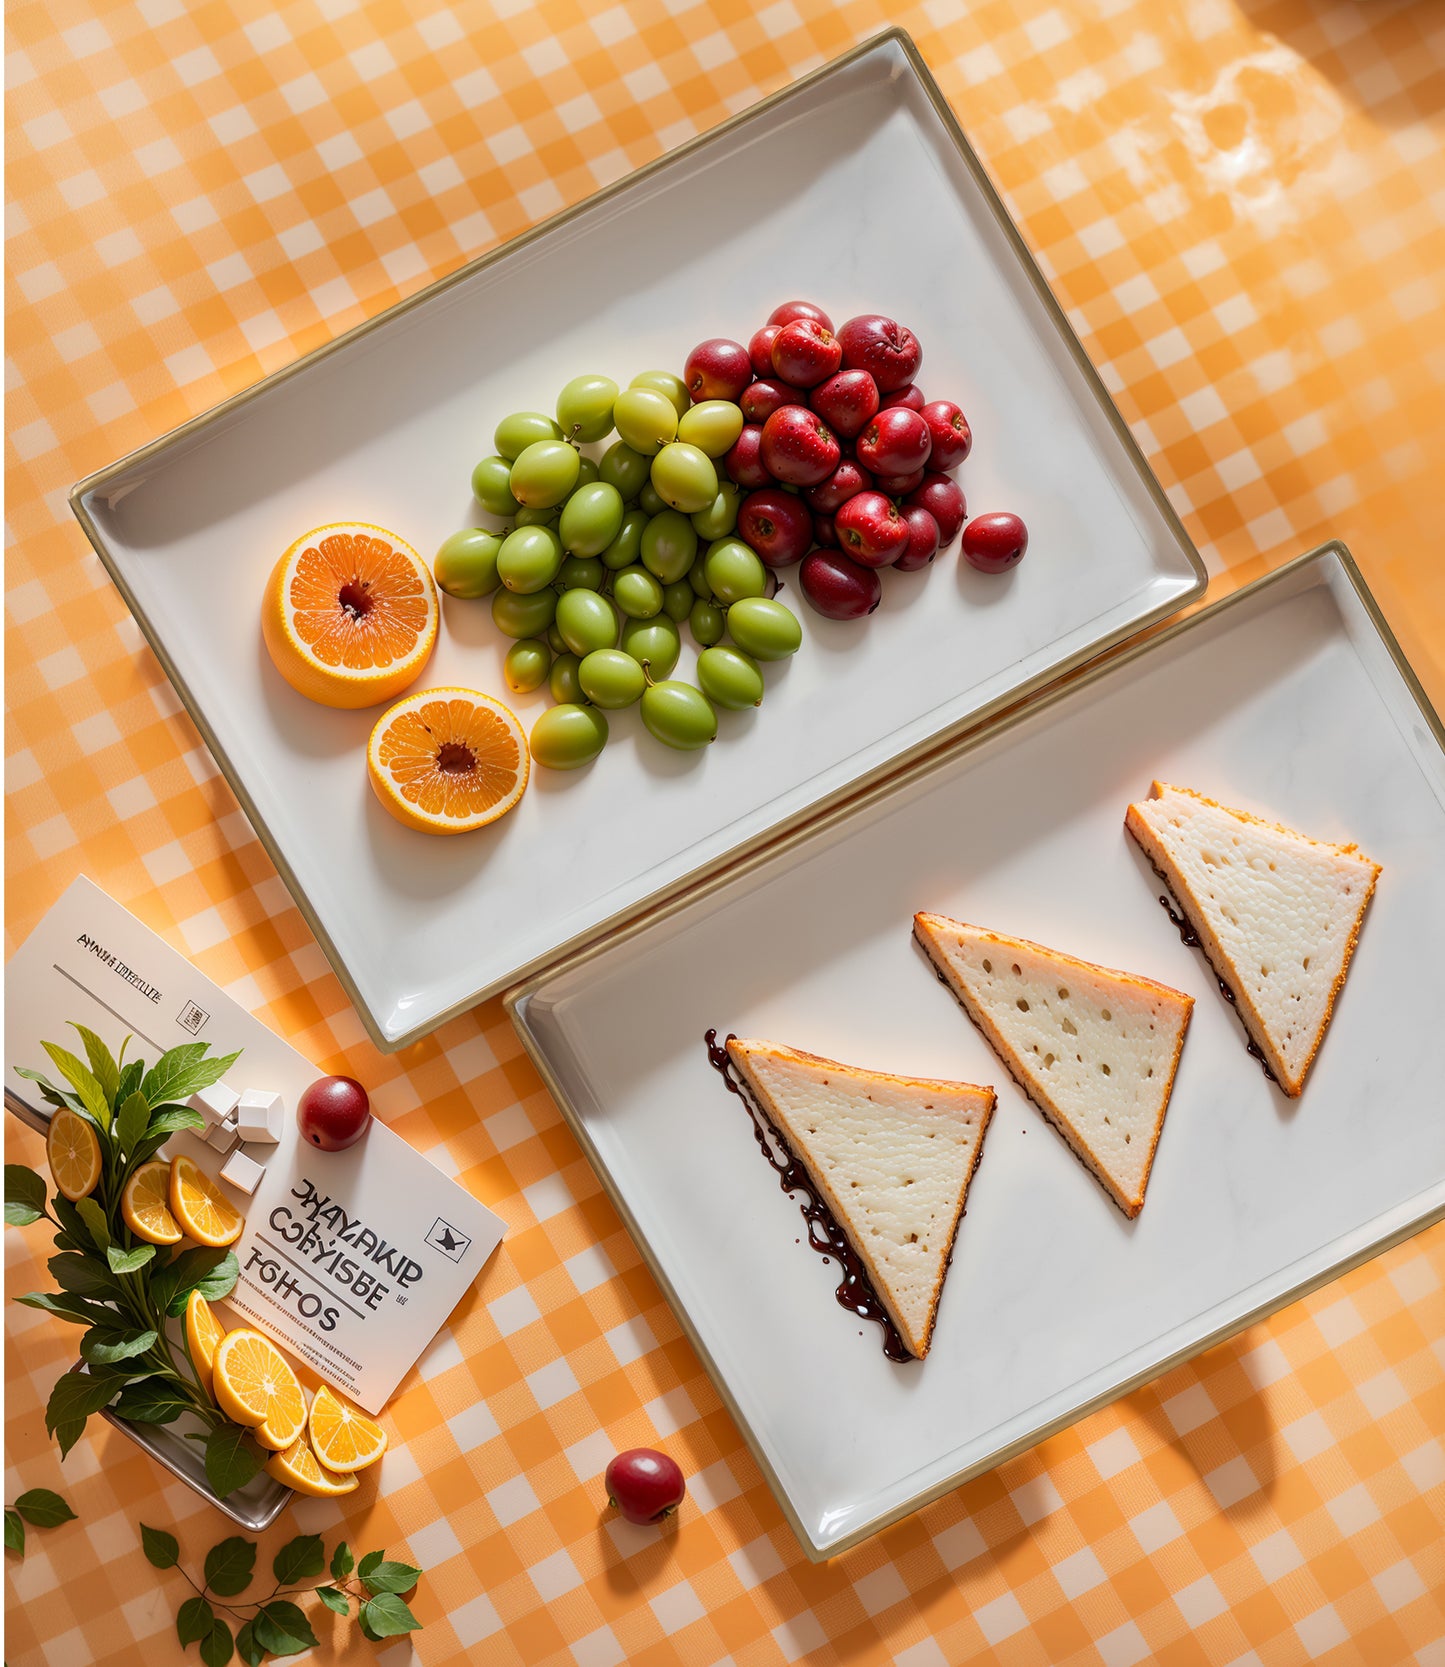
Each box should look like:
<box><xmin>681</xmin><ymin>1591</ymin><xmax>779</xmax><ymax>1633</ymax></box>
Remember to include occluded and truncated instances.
<box><xmin>771</xmin><ymin>320</ymin><xmax>842</xmax><ymax>389</ymax></box>
<box><xmin>740</xmin><ymin>379</ymin><xmax>795</xmax><ymax>424</ymax></box>
<box><xmin>684</xmin><ymin>338</ymin><xmax>752</xmax><ymax>403</ymax></box>
<box><xmin>879</xmin><ymin>384</ymin><xmax>925</xmax><ymax>411</ymax></box>
<box><xmin>736</xmin><ymin>488</ymin><xmax>813</xmax><ymax>567</ymax></box>
<box><xmin>759</xmin><ymin>405</ymin><xmax>840</xmax><ymax>487</ymax></box>
<box><xmin>834</xmin><ymin>490</ymin><xmax>910</xmax><ymax>567</ymax></box>
<box><xmin>748</xmin><ymin>324</ymin><xmax>782</xmax><ymax>379</ymax></box>
<box><xmin>805</xmin><ymin>459</ymin><xmax>873</xmax><ymax>515</ymax></box>
<box><xmin>920</xmin><ymin>400</ymin><xmax>972</xmax><ymax>470</ymax></box>
<box><xmin>297</xmin><ymin>1076</ymin><xmax>372</xmax><ymax>1151</ymax></box>
<box><xmin>605</xmin><ymin>1448</ymin><xmax>686</xmax><ymax>1526</ymax></box>
<box><xmin>809</xmin><ymin>369</ymin><xmax>879</xmax><ymax>441</ymax></box>
<box><xmin>962</xmin><ymin>512</ymin><xmax>1029</xmax><ymax>573</ymax></box>
<box><xmin>799</xmin><ymin>549</ymin><xmax>882</xmax><ymax>619</ymax></box>
<box><xmin>724</xmin><ymin>424</ymin><xmax>771</xmax><ymax>490</ymax></box>
<box><xmin>894</xmin><ymin>506</ymin><xmax>941</xmax><ymax>572</ymax></box>
<box><xmin>812</xmin><ymin>512</ymin><xmax>837</xmax><ymax>547</ymax></box>
<box><xmin>856</xmin><ymin>407</ymin><xmax>932</xmax><ymax>478</ymax></box>
<box><xmin>836</xmin><ymin>314</ymin><xmax>922</xmax><ymax>393</ymax></box>
<box><xmin>767</xmin><ymin>298</ymin><xmax>834</xmax><ymax>333</ymax></box>
<box><xmin>903</xmin><ymin>473</ymin><xmax>966</xmax><ymax>545</ymax></box>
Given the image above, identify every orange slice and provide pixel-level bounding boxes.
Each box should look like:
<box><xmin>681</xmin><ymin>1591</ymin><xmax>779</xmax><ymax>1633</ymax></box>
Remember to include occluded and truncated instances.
<box><xmin>185</xmin><ymin>1290</ymin><xmax>227</xmax><ymax>1400</ymax></box>
<box><xmin>367</xmin><ymin>687</ymin><xmax>528</xmax><ymax>834</ymax></box>
<box><xmin>261</xmin><ymin>522</ymin><xmax>438</xmax><ymax>709</ymax></box>
<box><xmin>47</xmin><ymin>1107</ymin><xmax>102</xmax><ymax>1203</ymax></box>
<box><xmin>265</xmin><ymin>1435</ymin><xmax>360</xmax><ymax>1498</ymax></box>
<box><xmin>307</xmin><ymin>1384</ymin><xmax>388</xmax><ymax>1472</ymax></box>
<box><xmin>212</xmin><ymin>1328</ymin><xmax>307</xmax><ymax>1448</ymax></box>
<box><xmin>122</xmin><ymin>1159</ymin><xmax>183</xmax><ymax>1245</ymax></box>
<box><xmin>168</xmin><ymin>1155</ymin><xmax>244</xmax><ymax>1247</ymax></box>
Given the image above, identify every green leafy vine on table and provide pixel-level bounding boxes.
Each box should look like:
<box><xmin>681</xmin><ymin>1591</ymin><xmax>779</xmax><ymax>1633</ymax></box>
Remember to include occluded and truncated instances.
<box><xmin>142</xmin><ymin>1525</ymin><xmax>423</xmax><ymax>1665</ymax></box>
<box><xmin>4</xmin><ymin>1488</ymin><xmax>77</xmax><ymax>1558</ymax></box>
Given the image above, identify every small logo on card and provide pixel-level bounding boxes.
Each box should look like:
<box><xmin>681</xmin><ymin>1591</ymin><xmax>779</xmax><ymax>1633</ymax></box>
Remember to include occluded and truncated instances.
<box><xmin>426</xmin><ymin>1218</ymin><xmax>471</xmax><ymax>1262</ymax></box>
<box><xmin>177</xmin><ymin>1000</ymin><xmax>210</xmax><ymax>1035</ymax></box>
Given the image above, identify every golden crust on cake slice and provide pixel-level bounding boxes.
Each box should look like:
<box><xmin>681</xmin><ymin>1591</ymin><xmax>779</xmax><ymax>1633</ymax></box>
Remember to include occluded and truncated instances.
<box><xmin>914</xmin><ymin>915</ymin><xmax>1193</xmax><ymax>1218</ymax></box>
<box><xmin>725</xmin><ymin>1038</ymin><xmax>994</xmax><ymax>1359</ymax></box>
<box><xmin>1126</xmin><ymin>781</ymin><xmax>1380</xmax><ymax>1096</ymax></box>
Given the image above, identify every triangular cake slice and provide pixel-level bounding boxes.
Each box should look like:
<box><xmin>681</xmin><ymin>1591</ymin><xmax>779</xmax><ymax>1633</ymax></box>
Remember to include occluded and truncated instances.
<box><xmin>1125</xmin><ymin>781</ymin><xmax>1381</xmax><ymax>1095</ymax></box>
<box><xmin>914</xmin><ymin>915</ymin><xmax>1192</xmax><ymax>1218</ymax></box>
<box><xmin>725</xmin><ymin>1039</ymin><xmax>995</xmax><ymax>1359</ymax></box>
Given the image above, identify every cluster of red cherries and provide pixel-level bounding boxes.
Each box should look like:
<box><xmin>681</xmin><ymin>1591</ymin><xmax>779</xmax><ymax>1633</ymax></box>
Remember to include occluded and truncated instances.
<box><xmin>682</xmin><ymin>301</ymin><xmax>1027</xmax><ymax>620</ymax></box>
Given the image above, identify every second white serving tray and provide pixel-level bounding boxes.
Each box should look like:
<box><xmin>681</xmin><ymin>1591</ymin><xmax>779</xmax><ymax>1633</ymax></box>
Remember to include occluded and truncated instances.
<box><xmin>509</xmin><ymin>547</ymin><xmax>1445</xmax><ymax>1557</ymax></box>
<box><xmin>72</xmin><ymin>31</ymin><xmax>1202</xmax><ymax>1049</ymax></box>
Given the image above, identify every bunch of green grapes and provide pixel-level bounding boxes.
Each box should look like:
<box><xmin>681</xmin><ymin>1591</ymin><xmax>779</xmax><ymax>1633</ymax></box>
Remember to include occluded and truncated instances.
<box><xmin>434</xmin><ymin>371</ymin><xmax>803</xmax><ymax>769</ymax></box>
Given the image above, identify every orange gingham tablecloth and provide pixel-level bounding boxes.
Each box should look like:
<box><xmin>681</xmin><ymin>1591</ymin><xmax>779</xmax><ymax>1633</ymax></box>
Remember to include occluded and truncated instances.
<box><xmin>5</xmin><ymin>2</ymin><xmax>1444</xmax><ymax>1663</ymax></box>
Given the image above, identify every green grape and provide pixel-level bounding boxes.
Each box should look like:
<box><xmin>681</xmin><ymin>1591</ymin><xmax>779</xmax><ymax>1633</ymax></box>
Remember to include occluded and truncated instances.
<box><xmin>558</xmin><ymin>481</ymin><xmax>625</xmax><ymax>559</ymax></box>
<box><xmin>619</xmin><ymin>614</ymin><xmax>680</xmax><ymax>681</ymax></box>
<box><xmin>629</xmin><ymin>369</ymin><xmax>690</xmax><ymax>419</ymax></box>
<box><xmin>434</xmin><ymin>528</ymin><xmax>502</xmax><ymax>598</ymax></box>
<box><xmin>575</xmin><ymin>455</ymin><xmax>600</xmax><ymax>489</ymax></box>
<box><xmin>549</xmin><ymin>651</ymin><xmax>583</xmax><ymax>705</ymax></box>
<box><xmin>697</xmin><ymin>644</ymin><xmax>764</xmax><ymax>710</ymax></box>
<box><xmin>504</xmin><ymin>638</ymin><xmax>552</xmax><ymax>694</ymax></box>
<box><xmin>578</xmin><ymin>648</ymin><xmax>646</xmax><ymax>709</ymax></box>
<box><xmin>531</xmin><ymin>703</ymin><xmax>608</xmax><ymax>770</ymax></box>
<box><xmin>613</xmin><ymin>565</ymin><xmax>664</xmax><ymax>620</ymax></box>
<box><xmin>601</xmin><ymin>508</ymin><xmax>648</xmax><ymax>571</ymax></box>
<box><xmin>691</xmin><ymin>482</ymin><xmax>740</xmax><ymax>542</ymax></box>
<box><xmin>556</xmin><ymin>588</ymin><xmax>619</xmax><ymax>656</ymax></box>
<box><xmin>497</xmin><ymin>524</ymin><xmax>563</xmax><ymax>594</ymax></box>
<box><xmin>546</xmin><ymin>624</ymin><xmax>568</xmax><ymax>656</ymax></box>
<box><xmin>640</xmin><ymin>510</ymin><xmax>697</xmax><ymax>584</ymax></box>
<box><xmin>677</xmin><ymin>399</ymin><xmax>744</xmax><ymax>459</ymax></box>
<box><xmin>472</xmin><ymin>455</ymin><xmax>521</xmax><ymax>518</ymax></box>
<box><xmin>641</xmin><ymin>681</ymin><xmax>718</xmax><ymax>750</ymax></box>
<box><xmin>661</xmin><ymin>579</ymin><xmax>694</xmax><ymax>623</ymax></box>
<box><xmin>514</xmin><ymin>505</ymin><xmax>560</xmax><ymax>527</ymax></box>
<box><xmin>495</xmin><ymin>410</ymin><xmax>563</xmax><ymax>461</ymax></box>
<box><xmin>599</xmin><ymin>441</ymin><xmax>651</xmax><ymax>502</ymax></box>
<box><xmin>613</xmin><ymin>387</ymin><xmax>678</xmax><ymax>456</ymax></box>
<box><xmin>689</xmin><ymin>597</ymin><xmax>725</xmax><ymax>646</ymax></box>
<box><xmin>492</xmin><ymin>585</ymin><xmax>557</xmax><ymax>639</ymax></box>
<box><xmin>704</xmin><ymin>537</ymin><xmax>768</xmax><ymax>604</ymax></box>
<box><xmin>726</xmin><ymin>596</ymin><xmax>802</xmax><ymax>660</ymax></box>
<box><xmin>689</xmin><ymin>557</ymin><xmax>714</xmax><ymax>599</ymax></box>
<box><xmin>510</xmin><ymin>439</ymin><xmax>580</xmax><ymax>509</ymax></box>
<box><xmin>651</xmin><ymin>443</ymin><xmax>718</xmax><ymax>515</ymax></box>
<box><xmin>638</xmin><ymin>480</ymin><xmax>666</xmax><ymax>516</ymax></box>
<box><xmin>557</xmin><ymin>554</ymin><xmax>605</xmax><ymax>591</ymax></box>
<box><xmin>556</xmin><ymin>374</ymin><xmax>618</xmax><ymax>444</ymax></box>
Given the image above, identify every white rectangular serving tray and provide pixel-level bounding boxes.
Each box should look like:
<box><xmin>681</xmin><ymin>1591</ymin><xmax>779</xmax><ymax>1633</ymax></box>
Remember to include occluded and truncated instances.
<box><xmin>71</xmin><ymin>30</ymin><xmax>1203</xmax><ymax>1050</ymax></box>
<box><xmin>508</xmin><ymin>547</ymin><xmax>1445</xmax><ymax>1558</ymax></box>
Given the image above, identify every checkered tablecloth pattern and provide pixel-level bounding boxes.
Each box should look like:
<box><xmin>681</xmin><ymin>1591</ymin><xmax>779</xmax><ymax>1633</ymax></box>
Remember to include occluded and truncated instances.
<box><xmin>6</xmin><ymin>2</ymin><xmax>1443</xmax><ymax>1663</ymax></box>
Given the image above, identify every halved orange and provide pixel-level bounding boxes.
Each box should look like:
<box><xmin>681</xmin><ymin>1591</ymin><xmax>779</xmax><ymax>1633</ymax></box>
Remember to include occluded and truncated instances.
<box><xmin>261</xmin><ymin>522</ymin><xmax>438</xmax><ymax>709</ymax></box>
<box><xmin>367</xmin><ymin>687</ymin><xmax>528</xmax><ymax>834</ymax></box>
<box><xmin>122</xmin><ymin>1159</ymin><xmax>183</xmax><ymax>1245</ymax></box>
<box><xmin>168</xmin><ymin>1155</ymin><xmax>244</xmax><ymax>1247</ymax></box>
<box><xmin>185</xmin><ymin>1290</ymin><xmax>226</xmax><ymax>1400</ymax></box>
<box><xmin>308</xmin><ymin>1384</ymin><xmax>387</xmax><ymax>1472</ymax></box>
<box><xmin>47</xmin><ymin>1107</ymin><xmax>102</xmax><ymax>1203</ymax></box>
<box><xmin>212</xmin><ymin>1328</ymin><xmax>307</xmax><ymax>1448</ymax></box>
<box><xmin>265</xmin><ymin>1435</ymin><xmax>360</xmax><ymax>1498</ymax></box>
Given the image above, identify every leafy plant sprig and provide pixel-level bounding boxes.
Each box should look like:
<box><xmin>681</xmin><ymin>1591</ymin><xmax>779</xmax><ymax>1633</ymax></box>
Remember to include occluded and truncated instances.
<box><xmin>142</xmin><ymin>1524</ymin><xmax>423</xmax><ymax>1664</ymax></box>
<box><xmin>4</xmin><ymin>1026</ymin><xmax>265</xmax><ymax>1495</ymax></box>
<box><xmin>4</xmin><ymin>1488</ymin><xmax>76</xmax><ymax>1558</ymax></box>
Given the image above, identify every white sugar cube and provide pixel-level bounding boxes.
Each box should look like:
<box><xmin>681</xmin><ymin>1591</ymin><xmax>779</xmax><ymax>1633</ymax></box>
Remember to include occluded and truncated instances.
<box><xmin>189</xmin><ymin>1082</ymin><xmax>239</xmax><ymax>1126</ymax></box>
<box><xmin>206</xmin><ymin>1115</ymin><xmax>239</xmax><ymax>1155</ymax></box>
<box><xmin>220</xmin><ymin>1147</ymin><xmax>265</xmax><ymax>1195</ymax></box>
<box><xmin>234</xmin><ymin>1089</ymin><xmax>284</xmax><ymax>1145</ymax></box>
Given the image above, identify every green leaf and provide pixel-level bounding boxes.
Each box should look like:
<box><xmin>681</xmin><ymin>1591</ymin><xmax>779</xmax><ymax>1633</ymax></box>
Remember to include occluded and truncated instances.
<box><xmin>360</xmin><ymin>1559</ymin><xmax>422</xmax><ymax>1596</ymax></box>
<box><xmin>5</xmin><ymin>1509</ymin><xmax>24</xmax><ymax>1556</ymax></box>
<box><xmin>271</xmin><ymin>1532</ymin><xmax>324</xmax><ymax>1584</ymax></box>
<box><xmin>14</xmin><ymin>1488</ymin><xmax>76</xmax><ymax>1528</ymax></box>
<box><xmin>204</xmin><ymin>1424</ymin><xmax>265</xmax><ymax>1499</ymax></box>
<box><xmin>140</xmin><ymin>1522</ymin><xmax>179</xmax><ymax>1568</ymax></box>
<box><xmin>54</xmin><ymin>1418</ymin><xmax>88</xmax><ymax>1458</ymax></box>
<box><xmin>190</xmin><ymin>1250</ymin><xmax>240</xmax><ymax>1305</ymax></box>
<box><xmin>48</xmin><ymin>1251</ymin><xmax>124</xmax><ymax>1302</ymax></box>
<box><xmin>116</xmin><ymin>1058</ymin><xmax>144</xmax><ymax>1108</ymax></box>
<box><xmin>361</xmin><ymin>1592</ymin><xmax>422</xmax><ymax>1638</ymax></box>
<box><xmin>107</xmin><ymin>1243</ymin><xmax>156</xmax><ymax>1275</ymax></box>
<box><xmin>75</xmin><ymin>1197</ymin><xmax>110</xmax><ymax>1253</ymax></box>
<box><xmin>116</xmin><ymin>1091</ymin><xmax>151</xmax><ymax>1156</ymax></box>
<box><xmin>141</xmin><ymin>1046</ymin><xmax>241</xmax><ymax>1111</ymax></box>
<box><xmin>203</xmin><ymin>1535</ymin><xmax>256</xmax><ymax>1597</ymax></box>
<box><xmin>41</xmin><ymin>1041</ymin><xmax>110</xmax><ymax>1128</ymax></box>
<box><xmin>12</xmin><ymin>1067</ymin><xmax>84</xmax><ymax>1115</ymax></box>
<box><xmin>316</xmin><ymin>1584</ymin><xmax>351</xmax><ymax>1616</ymax></box>
<box><xmin>114</xmin><ymin>1377</ymin><xmax>189</xmax><ymax>1424</ymax></box>
<box><xmin>357</xmin><ymin>1548</ymin><xmax>384</xmax><ymax>1579</ymax></box>
<box><xmin>128</xmin><ymin>1132</ymin><xmax>174</xmax><ymax>1167</ymax></box>
<box><xmin>50</xmin><ymin>1198</ymin><xmax>96</xmax><ymax>1252</ymax></box>
<box><xmin>5</xmin><ymin>1164</ymin><xmax>48</xmax><ymax>1226</ymax></box>
<box><xmin>252</xmin><ymin>1601</ymin><xmax>317</xmax><ymax>1655</ymax></box>
<box><xmin>80</xmin><ymin>1326</ymin><xmax>157</xmax><ymax>1366</ymax></box>
<box><xmin>145</xmin><ymin>1106</ymin><xmax>206</xmax><ymax>1140</ymax></box>
<box><xmin>234</xmin><ymin>1620</ymin><xmax>264</xmax><ymax>1667</ymax></box>
<box><xmin>330</xmin><ymin>1540</ymin><xmax>353</xmax><ymax>1580</ymax></box>
<box><xmin>358</xmin><ymin>1610</ymin><xmax>383</xmax><ymax>1643</ymax></box>
<box><xmin>157</xmin><ymin>1247</ymin><xmax>239</xmax><ymax>1317</ymax></box>
<box><xmin>199</xmin><ymin>1617</ymin><xmax>234</xmax><ymax>1667</ymax></box>
<box><xmin>177</xmin><ymin>1595</ymin><xmax>215</xmax><ymax>1647</ymax></box>
<box><xmin>70</xmin><ymin>1024</ymin><xmax>120</xmax><ymax>1110</ymax></box>
<box><xmin>16</xmin><ymin>1291</ymin><xmax>115</xmax><ymax>1327</ymax></box>
<box><xmin>45</xmin><ymin>1368</ymin><xmax>118</xmax><ymax>1437</ymax></box>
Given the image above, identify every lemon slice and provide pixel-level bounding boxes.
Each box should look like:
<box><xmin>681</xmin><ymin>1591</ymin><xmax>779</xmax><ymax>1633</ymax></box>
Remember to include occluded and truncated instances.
<box><xmin>122</xmin><ymin>1159</ymin><xmax>183</xmax><ymax>1245</ymax></box>
<box><xmin>308</xmin><ymin>1384</ymin><xmax>388</xmax><ymax>1472</ymax></box>
<box><xmin>185</xmin><ymin>1290</ymin><xmax>226</xmax><ymax>1400</ymax></box>
<box><xmin>212</xmin><ymin>1328</ymin><xmax>308</xmax><ymax>1451</ymax></box>
<box><xmin>168</xmin><ymin>1155</ymin><xmax>243</xmax><ymax>1247</ymax></box>
<box><xmin>47</xmin><ymin>1107</ymin><xmax>102</xmax><ymax>1203</ymax></box>
<box><xmin>265</xmin><ymin>1436</ymin><xmax>359</xmax><ymax>1498</ymax></box>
